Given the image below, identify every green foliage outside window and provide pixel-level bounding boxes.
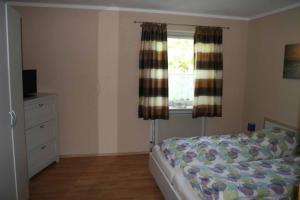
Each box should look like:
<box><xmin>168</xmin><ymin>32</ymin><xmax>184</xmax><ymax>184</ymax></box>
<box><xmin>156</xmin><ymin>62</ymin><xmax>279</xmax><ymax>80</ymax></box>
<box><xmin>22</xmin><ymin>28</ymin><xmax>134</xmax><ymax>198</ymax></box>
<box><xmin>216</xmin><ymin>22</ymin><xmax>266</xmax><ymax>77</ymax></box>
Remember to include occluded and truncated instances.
<box><xmin>168</xmin><ymin>38</ymin><xmax>194</xmax><ymax>72</ymax></box>
<box><xmin>168</xmin><ymin>37</ymin><xmax>194</xmax><ymax>109</ymax></box>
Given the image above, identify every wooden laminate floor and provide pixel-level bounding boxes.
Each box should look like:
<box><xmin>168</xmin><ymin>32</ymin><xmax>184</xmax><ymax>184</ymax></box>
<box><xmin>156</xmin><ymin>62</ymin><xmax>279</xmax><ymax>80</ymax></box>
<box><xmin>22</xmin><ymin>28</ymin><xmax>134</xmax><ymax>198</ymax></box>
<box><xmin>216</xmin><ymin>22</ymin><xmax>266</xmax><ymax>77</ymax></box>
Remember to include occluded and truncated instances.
<box><xmin>30</xmin><ymin>154</ymin><xmax>164</xmax><ymax>200</ymax></box>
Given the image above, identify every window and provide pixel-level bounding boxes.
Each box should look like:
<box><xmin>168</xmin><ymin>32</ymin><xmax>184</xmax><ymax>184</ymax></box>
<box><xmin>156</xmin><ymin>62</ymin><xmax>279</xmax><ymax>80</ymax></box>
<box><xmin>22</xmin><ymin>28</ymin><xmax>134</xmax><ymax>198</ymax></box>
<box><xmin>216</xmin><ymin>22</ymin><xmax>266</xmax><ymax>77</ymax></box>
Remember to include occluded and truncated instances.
<box><xmin>168</xmin><ymin>33</ymin><xmax>194</xmax><ymax>110</ymax></box>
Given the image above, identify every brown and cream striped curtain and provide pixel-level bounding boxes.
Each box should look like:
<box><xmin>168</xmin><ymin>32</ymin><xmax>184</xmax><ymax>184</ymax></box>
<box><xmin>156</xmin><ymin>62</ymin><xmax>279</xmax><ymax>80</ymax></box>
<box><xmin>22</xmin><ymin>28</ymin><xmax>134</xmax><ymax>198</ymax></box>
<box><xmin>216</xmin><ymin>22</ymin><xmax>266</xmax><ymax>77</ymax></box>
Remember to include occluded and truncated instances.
<box><xmin>192</xmin><ymin>27</ymin><xmax>223</xmax><ymax>118</ymax></box>
<box><xmin>138</xmin><ymin>23</ymin><xmax>169</xmax><ymax>120</ymax></box>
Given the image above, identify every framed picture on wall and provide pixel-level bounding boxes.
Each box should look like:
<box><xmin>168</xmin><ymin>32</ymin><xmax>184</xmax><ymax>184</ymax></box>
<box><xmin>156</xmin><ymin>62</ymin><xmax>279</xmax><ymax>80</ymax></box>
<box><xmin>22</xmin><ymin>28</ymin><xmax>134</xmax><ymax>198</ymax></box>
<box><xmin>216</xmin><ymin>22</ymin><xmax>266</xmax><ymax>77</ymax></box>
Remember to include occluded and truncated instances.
<box><xmin>283</xmin><ymin>43</ymin><xmax>300</xmax><ymax>79</ymax></box>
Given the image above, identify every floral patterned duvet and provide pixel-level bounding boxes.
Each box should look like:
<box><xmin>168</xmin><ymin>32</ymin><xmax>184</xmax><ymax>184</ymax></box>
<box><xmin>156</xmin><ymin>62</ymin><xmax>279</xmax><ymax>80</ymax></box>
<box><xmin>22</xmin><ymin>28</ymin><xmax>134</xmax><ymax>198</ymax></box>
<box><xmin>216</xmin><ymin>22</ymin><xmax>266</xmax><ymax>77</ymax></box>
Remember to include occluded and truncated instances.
<box><xmin>183</xmin><ymin>156</ymin><xmax>300</xmax><ymax>200</ymax></box>
<box><xmin>158</xmin><ymin>128</ymin><xmax>299</xmax><ymax>169</ymax></box>
<box><xmin>251</xmin><ymin>127</ymin><xmax>299</xmax><ymax>157</ymax></box>
<box><xmin>159</xmin><ymin>133</ymin><xmax>248</xmax><ymax>168</ymax></box>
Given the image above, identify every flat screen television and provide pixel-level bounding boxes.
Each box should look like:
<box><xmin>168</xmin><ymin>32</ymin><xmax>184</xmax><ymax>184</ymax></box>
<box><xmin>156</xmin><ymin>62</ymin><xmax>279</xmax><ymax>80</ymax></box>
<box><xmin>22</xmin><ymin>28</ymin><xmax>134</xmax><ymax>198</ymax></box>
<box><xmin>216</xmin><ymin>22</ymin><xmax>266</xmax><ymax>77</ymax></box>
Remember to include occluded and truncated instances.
<box><xmin>22</xmin><ymin>69</ymin><xmax>37</xmax><ymax>97</ymax></box>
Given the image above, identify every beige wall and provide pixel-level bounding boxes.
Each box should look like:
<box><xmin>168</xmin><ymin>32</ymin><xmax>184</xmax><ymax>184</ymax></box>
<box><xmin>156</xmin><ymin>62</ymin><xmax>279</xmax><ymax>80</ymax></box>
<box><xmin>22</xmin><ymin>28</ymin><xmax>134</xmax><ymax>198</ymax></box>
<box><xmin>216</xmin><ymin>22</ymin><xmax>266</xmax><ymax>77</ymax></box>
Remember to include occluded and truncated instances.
<box><xmin>19</xmin><ymin>6</ymin><xmax>249</xmax><ymax>155</ymax></box>
<box><xmin>117</xmin><ymin>12</ymin><xmax>249</xmax><ymax>153</ymax></box>
<box><xmin>243</xmin><ymin>7</ymin><xmax>300</xmax><ymax>130</ymax></box>
<box><xmin>19</xmin><ymin>8</ymin><xmax>99</xmax><ymax>155</ymax></box>
<box><xmin>97</xmin><ymin>11</ymin><xmax>119</xmax><ymax>154</ymax></box>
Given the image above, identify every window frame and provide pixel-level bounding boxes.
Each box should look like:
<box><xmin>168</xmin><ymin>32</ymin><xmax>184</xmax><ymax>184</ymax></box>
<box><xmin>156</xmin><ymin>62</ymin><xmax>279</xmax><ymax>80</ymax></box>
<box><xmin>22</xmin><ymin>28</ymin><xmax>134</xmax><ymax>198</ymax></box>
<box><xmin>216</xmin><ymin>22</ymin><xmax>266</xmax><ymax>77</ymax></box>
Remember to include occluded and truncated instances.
<box><xmin>167</xmin><ymin>31</ymin><xmax>194</xmax><ymax>115</ymax></box>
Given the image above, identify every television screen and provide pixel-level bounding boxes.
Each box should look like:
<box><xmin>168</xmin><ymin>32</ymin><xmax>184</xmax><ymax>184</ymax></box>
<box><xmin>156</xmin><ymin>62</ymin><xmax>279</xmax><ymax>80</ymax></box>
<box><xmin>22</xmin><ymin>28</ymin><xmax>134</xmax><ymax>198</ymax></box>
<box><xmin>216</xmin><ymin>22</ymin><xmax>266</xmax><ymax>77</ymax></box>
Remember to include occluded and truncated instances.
<box><xmin>22</xmin><ymin>69</ymin><xmax>37</xmax><ymax>97</ymax></box>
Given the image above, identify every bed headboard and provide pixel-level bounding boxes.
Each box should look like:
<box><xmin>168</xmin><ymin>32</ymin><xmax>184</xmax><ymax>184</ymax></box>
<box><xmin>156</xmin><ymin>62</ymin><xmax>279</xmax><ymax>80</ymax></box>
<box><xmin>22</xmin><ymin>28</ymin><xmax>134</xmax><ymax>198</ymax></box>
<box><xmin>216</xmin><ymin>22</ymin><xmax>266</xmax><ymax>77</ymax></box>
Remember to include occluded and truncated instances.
<box><xmin>264</xmin><ymin>117</ymin><xmax>299</xmax><ymax>133</ymax></box>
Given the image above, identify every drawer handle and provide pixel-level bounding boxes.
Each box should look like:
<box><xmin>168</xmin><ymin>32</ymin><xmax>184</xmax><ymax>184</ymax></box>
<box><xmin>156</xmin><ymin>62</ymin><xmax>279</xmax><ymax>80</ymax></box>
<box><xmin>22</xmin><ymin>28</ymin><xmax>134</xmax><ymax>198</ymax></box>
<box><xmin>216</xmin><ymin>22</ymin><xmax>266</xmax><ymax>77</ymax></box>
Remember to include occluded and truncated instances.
<box><xmin>38</xmin><ymin>103</ymin><xmax>44</xmax><ymax>107</ymax></box>
<box><xmin>41</xmin><ymin>145</ymin><xmax>47</xmax><ymax>150</ymax></box>
<box><xmin>40</xmin><ymin>125</ymin><xmax>45</xmax><ymax>129</ymax></box>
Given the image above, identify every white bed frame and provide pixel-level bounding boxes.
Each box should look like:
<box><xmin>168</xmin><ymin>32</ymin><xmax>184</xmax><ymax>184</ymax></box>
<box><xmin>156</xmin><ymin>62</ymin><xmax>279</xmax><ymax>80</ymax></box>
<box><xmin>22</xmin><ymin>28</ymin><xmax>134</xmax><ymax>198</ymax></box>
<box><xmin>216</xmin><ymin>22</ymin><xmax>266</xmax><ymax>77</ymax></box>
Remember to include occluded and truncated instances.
<box><xmin>149</xmin><ymin>117</ymin><xmax>299</xmax><ymax>200</ymax></box>
<box><xmin>149</xmin><ymin>153</ymin><xmax>181</xmax><ymax>200</ymax></box>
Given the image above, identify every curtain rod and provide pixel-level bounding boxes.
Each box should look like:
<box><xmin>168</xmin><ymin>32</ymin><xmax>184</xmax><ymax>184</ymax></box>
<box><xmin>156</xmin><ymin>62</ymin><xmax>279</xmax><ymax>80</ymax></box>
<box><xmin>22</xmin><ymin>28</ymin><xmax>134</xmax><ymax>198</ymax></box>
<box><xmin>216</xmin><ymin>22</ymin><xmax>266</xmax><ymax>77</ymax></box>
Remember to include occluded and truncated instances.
<box><xmin>133</xmin><ymin>21</ymin><xmax>230</xmax><ymax>29</ymax></box>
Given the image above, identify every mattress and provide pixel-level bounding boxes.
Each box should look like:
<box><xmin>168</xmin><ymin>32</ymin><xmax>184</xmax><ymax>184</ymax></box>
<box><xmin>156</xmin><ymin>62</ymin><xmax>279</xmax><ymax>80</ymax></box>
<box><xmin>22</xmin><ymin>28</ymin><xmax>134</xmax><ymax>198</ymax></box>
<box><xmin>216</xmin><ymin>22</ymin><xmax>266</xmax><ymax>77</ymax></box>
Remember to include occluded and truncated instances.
<box><xmin>152</xmin><ymin>145</ymin><xmax>176</xmax><ymax>183</ymax></box>
<box><xmin>152</xmin><ymin>145</ymin><xmax>201</xmax><ymax>200</ymax></box>
<box><xmin>172</xmin><ymin>169</ymin><xmax>200</xmax><ymax>200</ymax></box>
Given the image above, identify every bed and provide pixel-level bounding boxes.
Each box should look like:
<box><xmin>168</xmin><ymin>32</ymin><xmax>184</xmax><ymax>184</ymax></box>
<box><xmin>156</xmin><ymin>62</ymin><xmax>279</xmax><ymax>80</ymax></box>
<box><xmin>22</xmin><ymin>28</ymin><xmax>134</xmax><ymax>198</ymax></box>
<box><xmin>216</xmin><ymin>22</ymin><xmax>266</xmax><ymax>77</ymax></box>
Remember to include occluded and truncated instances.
<box><xmin>183</xmin><ymin>156</ymin><xmax>300</xmax><ymax>199</ymax></box>
<box><xmin>149</xmin><ymin>117</ymin><xmax>300</xmax><ymax>200</ymax></box>
<box><xmin>152</xmin><ymin>133</ymin><xmax>249</xmax><ymax>183</ymax></box>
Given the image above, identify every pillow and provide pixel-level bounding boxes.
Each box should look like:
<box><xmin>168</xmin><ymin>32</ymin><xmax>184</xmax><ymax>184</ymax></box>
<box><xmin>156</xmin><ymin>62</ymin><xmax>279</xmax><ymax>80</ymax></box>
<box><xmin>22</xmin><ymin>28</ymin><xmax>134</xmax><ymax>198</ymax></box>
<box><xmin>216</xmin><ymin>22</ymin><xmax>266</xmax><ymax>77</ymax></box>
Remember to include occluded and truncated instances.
<box><xmin>250</xmin><ymin>127</ymin><xmax>299</xmax><ymax>157</ymax></box>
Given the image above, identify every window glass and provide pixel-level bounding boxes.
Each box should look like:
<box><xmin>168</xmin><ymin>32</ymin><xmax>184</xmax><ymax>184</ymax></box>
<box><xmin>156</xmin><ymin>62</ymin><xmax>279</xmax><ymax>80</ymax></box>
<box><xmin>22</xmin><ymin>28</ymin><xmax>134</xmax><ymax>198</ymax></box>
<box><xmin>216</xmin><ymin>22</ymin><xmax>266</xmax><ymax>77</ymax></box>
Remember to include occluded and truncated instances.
<box><xmin>168</xmin><ymin>36</ymin><xmax>194</xmax><ymax>110</ymax></box>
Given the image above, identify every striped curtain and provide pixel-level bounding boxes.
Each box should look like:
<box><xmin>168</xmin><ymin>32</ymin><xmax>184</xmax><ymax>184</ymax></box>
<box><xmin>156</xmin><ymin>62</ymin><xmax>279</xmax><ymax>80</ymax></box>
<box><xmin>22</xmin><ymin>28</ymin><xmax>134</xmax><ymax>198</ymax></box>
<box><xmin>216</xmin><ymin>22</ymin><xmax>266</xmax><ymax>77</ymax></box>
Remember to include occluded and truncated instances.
<box><xmin>192</xmin><ymin>27</ymin><xmax>223</xmax><ymax>118</ymax></box>
<box><xmin>138</xmin><ymin>23</ymin><xmax>169</xmax><ymax>120</ymax></box>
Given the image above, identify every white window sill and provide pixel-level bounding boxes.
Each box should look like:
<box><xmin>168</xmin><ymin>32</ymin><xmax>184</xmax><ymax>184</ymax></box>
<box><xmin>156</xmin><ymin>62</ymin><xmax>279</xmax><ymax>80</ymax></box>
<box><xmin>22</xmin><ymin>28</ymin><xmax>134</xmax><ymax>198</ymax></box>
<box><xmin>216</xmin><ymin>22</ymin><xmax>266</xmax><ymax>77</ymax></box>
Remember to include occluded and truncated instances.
<box><xmin>169</xmin><ymin>108</ymin><xmax>192</xmax><ymax>115</ymax></box>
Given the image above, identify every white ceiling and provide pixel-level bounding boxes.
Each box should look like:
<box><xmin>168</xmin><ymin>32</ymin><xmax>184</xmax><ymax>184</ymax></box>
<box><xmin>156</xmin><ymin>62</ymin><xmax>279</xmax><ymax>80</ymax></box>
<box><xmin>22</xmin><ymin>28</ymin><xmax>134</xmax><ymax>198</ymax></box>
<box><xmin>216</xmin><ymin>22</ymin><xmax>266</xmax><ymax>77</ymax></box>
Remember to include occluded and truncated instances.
<box><xmin>6</xmin><ymin>0</ymin><xmax>300</xmax><ymax>19</ymax></box>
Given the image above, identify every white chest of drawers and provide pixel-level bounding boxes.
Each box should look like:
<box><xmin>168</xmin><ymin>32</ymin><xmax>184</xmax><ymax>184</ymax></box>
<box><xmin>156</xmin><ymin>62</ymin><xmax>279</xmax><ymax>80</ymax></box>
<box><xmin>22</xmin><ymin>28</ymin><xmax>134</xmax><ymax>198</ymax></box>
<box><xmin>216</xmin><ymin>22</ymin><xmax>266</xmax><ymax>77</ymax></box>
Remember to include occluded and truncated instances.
<box><xmin>24</xmin><ymin>94</ymin><xmax>59</xmax><ymax>178</ymax></box>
